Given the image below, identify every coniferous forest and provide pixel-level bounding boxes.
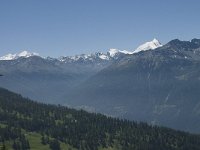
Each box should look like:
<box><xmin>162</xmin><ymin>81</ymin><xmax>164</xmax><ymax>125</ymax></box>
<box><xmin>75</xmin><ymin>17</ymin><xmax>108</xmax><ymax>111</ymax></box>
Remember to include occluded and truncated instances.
<box><xmin>0</xmin><ymin>88</ymin><xmax>200</xmax><ymax>150</ymax></box>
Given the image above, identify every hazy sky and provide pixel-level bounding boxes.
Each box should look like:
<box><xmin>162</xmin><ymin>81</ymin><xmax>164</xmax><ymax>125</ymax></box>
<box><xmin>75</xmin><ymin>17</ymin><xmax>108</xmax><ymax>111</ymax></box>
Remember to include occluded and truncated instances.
<box><xmin>0</xmin><ymin>0</ymin><xmax>200</xmax><ymax>57</ymax></box>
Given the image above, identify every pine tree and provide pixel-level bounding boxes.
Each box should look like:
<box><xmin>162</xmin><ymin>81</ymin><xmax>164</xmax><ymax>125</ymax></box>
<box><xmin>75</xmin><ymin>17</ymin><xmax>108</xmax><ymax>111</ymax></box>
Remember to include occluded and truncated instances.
<box><xmin>0</xmin><ymin>142</ymin><xmax>6</xmax><ymax>150</ymax></box>
<box><xmin>41</xmin><ymin>136</ymin><xmax>46</xmax><ymax>145</ymax></box>
<box><xmin>49</xmin><ymin>139</ymin><xmax>60</xmax><ymax>150</ymax></box>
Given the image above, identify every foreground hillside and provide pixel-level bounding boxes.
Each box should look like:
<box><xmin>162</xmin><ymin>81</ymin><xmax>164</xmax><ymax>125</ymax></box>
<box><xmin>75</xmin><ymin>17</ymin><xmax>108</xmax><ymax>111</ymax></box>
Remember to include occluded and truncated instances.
<box><xmin>0</xmin><ymin>88</ymin><xmax>200</xmax><ymax>150</ymax></box>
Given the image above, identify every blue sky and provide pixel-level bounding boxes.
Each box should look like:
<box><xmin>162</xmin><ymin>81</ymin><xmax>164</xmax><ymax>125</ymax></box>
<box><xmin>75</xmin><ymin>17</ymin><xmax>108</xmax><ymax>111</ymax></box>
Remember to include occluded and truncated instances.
<box><xmin>0</xmin><ymin>0</ymin><xmax>200</xmax><ymax>57</ymax></box>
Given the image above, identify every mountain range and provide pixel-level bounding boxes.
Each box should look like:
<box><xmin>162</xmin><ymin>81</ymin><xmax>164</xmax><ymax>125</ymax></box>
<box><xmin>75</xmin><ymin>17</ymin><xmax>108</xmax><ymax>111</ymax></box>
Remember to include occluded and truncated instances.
<box><xmin>0</xmin><ymin>39</ymin><xmax>161</xmax><ymax>103</ymax></box>
<box><xmin>1</xmin><ymin>38</ymin><xmax>200</xmax><ymax>133</ymax></box>
<box><xmin>0</xmin><ymin>38</ymin><xmax>162</xmax><ymax>61</ymax></box>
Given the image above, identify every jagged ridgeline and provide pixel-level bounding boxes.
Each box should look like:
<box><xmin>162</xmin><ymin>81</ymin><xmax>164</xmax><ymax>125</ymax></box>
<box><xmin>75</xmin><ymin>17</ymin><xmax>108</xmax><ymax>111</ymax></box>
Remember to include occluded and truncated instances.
<box><xmin>0</xmin><ymin>88</ymin><xmax>200</xmax><ymax>150</ymax></box>
<box><xmin>1</xmin><ymin>39</ymin><xmax>200</xmax><ymax>134</ymax></box>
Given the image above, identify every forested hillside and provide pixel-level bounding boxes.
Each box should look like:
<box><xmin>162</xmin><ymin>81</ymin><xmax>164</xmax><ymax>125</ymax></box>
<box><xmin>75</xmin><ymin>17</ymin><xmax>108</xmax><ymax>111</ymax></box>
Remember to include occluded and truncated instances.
<box><xmin>66</xmin><ymin>39</ymin><xmax>200</xmax><ymax>133</ymax></box>
<box><xmin>0</xmin><ymin>88</ymin><xmax>200</xmax><ymax>150</ymax></box>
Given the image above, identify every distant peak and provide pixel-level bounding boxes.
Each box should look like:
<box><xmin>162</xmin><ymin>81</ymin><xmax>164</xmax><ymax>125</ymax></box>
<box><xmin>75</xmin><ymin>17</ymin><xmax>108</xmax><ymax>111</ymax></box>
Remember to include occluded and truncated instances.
<box><xmin>108</xmin><ymin>48</ymin><xmax>134</xmax><ymax>57</ymax></box>
<box><xmin>133</xmin><ymin>38</ymin><xmax>162</xmax><ymax>53</ymax></box>
<box><xmin>152</xmin><ymin>38</ymin><xmax>159</xmax><ymax>43</ymax></box>
<box><xmin>166</xmin><ymin>38</ymin><xmax>200</xmax><ymax>50</ymax></box>
<box><xmin>191</xmin><ymin>38</ymin><xmax>200</xmax><ymax>45</ymax></box>
<box><xmin>0</xmin><ymin>50</ymin><xmax>39</xmax><ymax>60</ymax></box>
<box><xmin>108</xmin><ymin>49</ymin><xmax>119</xmax><ymax>57</ymax></box>
<box><xmin>18</xmin><ymin>50</ymin><xmax>30</xmax><ymax>56</ymax></box>
<box><xmin>168</xmin><ymin>39</ymin><xmax>181</xmax><ymax>45</ymax></box>
<box><xmin>18</xmin><ymin>50</ymin><xmax>39</xmax><ymax>57</ymax></box>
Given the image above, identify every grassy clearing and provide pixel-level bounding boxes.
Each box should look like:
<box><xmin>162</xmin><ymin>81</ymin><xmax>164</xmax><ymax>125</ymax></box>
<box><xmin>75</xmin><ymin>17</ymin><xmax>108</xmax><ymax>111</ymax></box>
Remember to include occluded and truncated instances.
<box><xmin>26</xmin><ymin>132</ymin><xmax>76</xmax><ymax>150</ymax></box>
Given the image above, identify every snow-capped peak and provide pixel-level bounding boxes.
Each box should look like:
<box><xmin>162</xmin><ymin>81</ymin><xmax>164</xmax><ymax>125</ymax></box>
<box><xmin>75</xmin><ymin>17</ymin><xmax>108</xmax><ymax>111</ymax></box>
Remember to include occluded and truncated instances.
<box><xmin>133</xmin><ymin>38</ymin><xmax>162</xmax><ymax>53</ymax></box>
<box><xmin>108</xmin><ymin>49</ymin><xmax>134</xmax><ymax>57</ymax></box>
<box><xmin>0</xmin><ymin>39</ymin><xmax>162</xmax><ymax>61</ymax></box>
<box><xmin>98</xmin><ymin>53</ymin><xmax>109</xmax><ymax>60</ymax></box>
<box><xmin>0</xmin><ymin>53</ymin><xmax>17</xmax><ymax>60</ymax></box>
<box><xmin>108</xmin><ymin>49</ymin><xmax>119</xmax><ymax>57</ymax></box>
<box><xmin>0</xmin><ymin>51</ymin><xmax>39</xmax><ymax>60</ymax></box>
<box><xmin>18</xmin><ymin>51</ymin><xmax>38</xmax><ymax>57</ymax></box>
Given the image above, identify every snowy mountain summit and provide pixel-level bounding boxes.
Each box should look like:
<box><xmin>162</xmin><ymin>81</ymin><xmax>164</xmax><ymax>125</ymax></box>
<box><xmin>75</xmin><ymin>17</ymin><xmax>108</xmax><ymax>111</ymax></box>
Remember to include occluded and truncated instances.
<box><xmin>0</xmin><ymin>39</ymin><xmax>162</xmax><ymax>61</ymax></box>
<box><xmin>133</xmin><ymin>38</ymin><xmax>162</xmax><ymax>53</ymax></box>
<box><xmin>108</xmin><ymin>38</ymin><xmax>162</xmax><ymax>56</ymax></box>
<box><xmin>0</xmin><ymin>51</ymin><xmax>39</xmax><ymax>60</ymax></box>
<box><xmin>108</xmin><ymin>49</ymin><xmax>133</xmax><ymax>57</ymax></box>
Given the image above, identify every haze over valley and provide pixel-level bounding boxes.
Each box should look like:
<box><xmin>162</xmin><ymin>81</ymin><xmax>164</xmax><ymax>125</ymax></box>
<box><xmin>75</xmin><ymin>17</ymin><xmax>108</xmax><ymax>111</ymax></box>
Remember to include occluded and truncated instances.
<box><xmin>1</xmin><ymin>0</ymin><xmax>200</xmax><ymax>149</ymax></box>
